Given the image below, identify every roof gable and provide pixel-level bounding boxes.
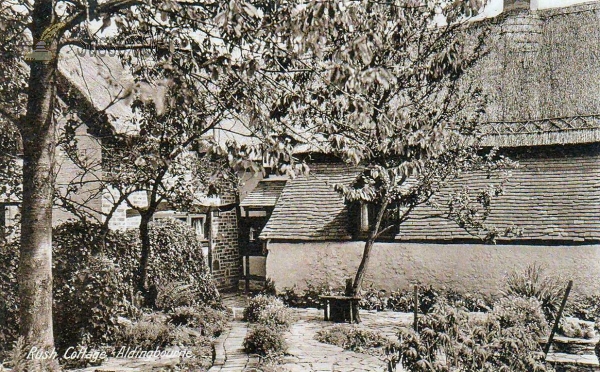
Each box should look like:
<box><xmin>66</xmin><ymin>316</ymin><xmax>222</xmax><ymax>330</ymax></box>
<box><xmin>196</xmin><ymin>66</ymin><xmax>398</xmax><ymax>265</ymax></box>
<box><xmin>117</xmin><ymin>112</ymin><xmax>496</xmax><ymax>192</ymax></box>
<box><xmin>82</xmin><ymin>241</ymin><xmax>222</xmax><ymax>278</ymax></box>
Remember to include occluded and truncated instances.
<box><xmin>240</xmin><ymin>179</ymin><xmax>286</xmax><ymax>207</ymax></box>
<box><xmin>260</xmin><ymin>163</ymin><xmax>361</xmax><ymax>240</ymax></box>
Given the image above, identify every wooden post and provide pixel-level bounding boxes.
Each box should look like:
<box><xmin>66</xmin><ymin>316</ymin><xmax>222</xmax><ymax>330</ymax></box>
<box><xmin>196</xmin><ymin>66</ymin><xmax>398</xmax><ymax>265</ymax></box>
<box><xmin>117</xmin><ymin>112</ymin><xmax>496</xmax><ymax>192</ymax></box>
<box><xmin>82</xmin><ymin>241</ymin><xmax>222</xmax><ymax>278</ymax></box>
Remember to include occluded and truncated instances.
<box><xmin>544</xmin><ymin>280</ymin><xmax>573</xmax><ymax>356</ymax></box>
<box><xmin>413</xmin><ymin>285</ymin><xmax>418</xmax><ymax>332</ymax></box>
<box><xmin>244</xmin><ymin>255</ymin><xmax>250</xmax><ymax>295</ymax></box>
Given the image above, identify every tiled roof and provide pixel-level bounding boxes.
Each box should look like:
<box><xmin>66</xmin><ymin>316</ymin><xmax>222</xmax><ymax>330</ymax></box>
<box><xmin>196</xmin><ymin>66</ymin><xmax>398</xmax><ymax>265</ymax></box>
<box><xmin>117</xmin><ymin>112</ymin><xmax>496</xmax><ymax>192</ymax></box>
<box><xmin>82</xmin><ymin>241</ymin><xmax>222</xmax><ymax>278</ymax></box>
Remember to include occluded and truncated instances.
<box><xmin>240</xmin><ymin>180</ymin><xmax>286</xmax><ymax>207</ymax></box>
<box><xmin>260</xmin><ymin>163</ymin><xmax>361</xmax><ymax>240</ymax></box>
<box><xmin>397</xmin><ymin>149</ymin><xmax>600</xmax><ymax>242</ymax></box>
<box><xmin>263</xmin><ymin>146</ymin><xmax>600</xmax><ymax>243</ymax></box>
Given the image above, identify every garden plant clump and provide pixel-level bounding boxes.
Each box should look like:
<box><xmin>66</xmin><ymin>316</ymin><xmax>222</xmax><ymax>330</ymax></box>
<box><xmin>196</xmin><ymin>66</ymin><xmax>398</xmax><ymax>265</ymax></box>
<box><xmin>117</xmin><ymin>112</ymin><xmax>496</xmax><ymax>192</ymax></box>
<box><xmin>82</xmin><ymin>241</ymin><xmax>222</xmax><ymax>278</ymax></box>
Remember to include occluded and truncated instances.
<box><xmin>243</xmin><ymin>295</ymin><xmax>293</xmax><ymax>360</ymax></box>
<box><xmin>275</xmin><ymin>282</ymin><xmax>332</xmax><ymax>309</ymax></box>
<box><xmin>504</xmin><ymin>263</ymin><xmax>564</xmax><ymax>324</ymax></box>
<box><xmin>387</xmin><ymin>297</ymin><xmax>550</xmax><ymax>372</ymax></box>
<box><xmin>315</xmin><ymin>325</ymin><xmax>395</xmax><ymax>356</ymax></box>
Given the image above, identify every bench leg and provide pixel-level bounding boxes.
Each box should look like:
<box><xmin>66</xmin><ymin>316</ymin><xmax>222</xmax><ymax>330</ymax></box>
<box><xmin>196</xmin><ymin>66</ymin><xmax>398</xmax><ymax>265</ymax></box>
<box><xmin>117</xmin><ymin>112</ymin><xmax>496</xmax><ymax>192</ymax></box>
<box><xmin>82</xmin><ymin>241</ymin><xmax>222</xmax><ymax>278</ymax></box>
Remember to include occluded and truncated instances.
<box><xmin>324</xmin><ymin>301</ymin><xmax>329</xmax><ymax>321</ymax></box>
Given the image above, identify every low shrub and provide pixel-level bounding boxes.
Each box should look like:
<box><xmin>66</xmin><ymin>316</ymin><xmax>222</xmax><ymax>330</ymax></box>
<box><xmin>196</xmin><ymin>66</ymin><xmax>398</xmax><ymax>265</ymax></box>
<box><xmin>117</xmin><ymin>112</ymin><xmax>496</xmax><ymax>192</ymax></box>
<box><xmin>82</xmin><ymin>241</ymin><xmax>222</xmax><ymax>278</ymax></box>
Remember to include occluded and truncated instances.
<box><xmin>566</xmin><ymin>295</ymin><xmax>600</xmax><ymax>322</ymax></box>
<box><xmin>256</xmin><ymin>304</ymin><xmax>293</xmax><ymax>330</ymax></box>
<box><xmin>359</xmin><ymin>285</ymin><xmax>388</xmax><ymax>311</ymax></box>
<box><xmin>315</xmin><ymin>325</ymin><xmax>392</xmax><ymax>355</ymax></box>
<box><xmin>387</xmin><ymin>285</ymin><xmax>440</xmax><ymax>314</ymax></box>
<box><xmin>490</xmin><ymin>296</ymin><xmax>549</xmax><ymax>337</ymax></box>
<box><xmin>277</xmin><ymin>283</ymin><xmax>331</xmax><ymax>309</ymax></box>
<box><xmin>172</xmin><ymin>336</ymin><xmax>214</xmax><ymax>371</ymax></box>
<box><xmin>167</xmin><ymin>306</ymin><xmax>228</xmax><ymax>337</ymax></box>
<box><xmin>387</xmin><ymin>301</ymin><xmax>549</xmax><ymax>372</ymax></box>
<box><xmin>1</xmin><ymin>338</ymin><xmax>61</xmax><ymax>372</ymax></box>
<box><xmin>244</xmin><ymin>295</ymin><xmax>292</xmax><ymax>331</ymax></box>
<box><xmin>504</xmin><ymin>264</ymin><xmax>564</xmax><ymax>324</ymax></box>
<box><xmin>1</xmin><ymin>220</ymin><xmax>221</xmax><ymax>353</ymax></box>
<box><xmin>261</xmin><ymin>278</ymin><xmax>277</xmax><ymax>296</ymax></box>
<box><xmin>155</xmin><ymin>280</ymin><xmax>215</xmax><ymax>312</ymax></box>
<box><xmin>243</xmin><ymin>325</ymin><xmax>287</xmax><ymax>357</ymax></box>
<box><xmin>117</xmin><ymin>320</ymin><xmax>175</xmax><ymax>349</ymax></box>
<box><xmin>445</xmin><ymin>289</ymin><xmax>493</xmax><ymax>312</ymax></box>
<box><xmin>244</xmin><ymin>295</ymin><xmax>285</xmax><ymax>323</ymax></box>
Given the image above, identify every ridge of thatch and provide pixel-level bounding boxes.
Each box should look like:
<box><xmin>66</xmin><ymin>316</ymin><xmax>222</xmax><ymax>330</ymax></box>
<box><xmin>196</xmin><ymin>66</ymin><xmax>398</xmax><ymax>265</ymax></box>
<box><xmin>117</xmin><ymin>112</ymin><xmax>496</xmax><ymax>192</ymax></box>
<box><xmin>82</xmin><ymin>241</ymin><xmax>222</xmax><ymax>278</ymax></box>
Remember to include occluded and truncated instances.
<box><xmin>480</xmin><ymin>115</ymin><xmax>600</xmax><ymax>146</ymax></box>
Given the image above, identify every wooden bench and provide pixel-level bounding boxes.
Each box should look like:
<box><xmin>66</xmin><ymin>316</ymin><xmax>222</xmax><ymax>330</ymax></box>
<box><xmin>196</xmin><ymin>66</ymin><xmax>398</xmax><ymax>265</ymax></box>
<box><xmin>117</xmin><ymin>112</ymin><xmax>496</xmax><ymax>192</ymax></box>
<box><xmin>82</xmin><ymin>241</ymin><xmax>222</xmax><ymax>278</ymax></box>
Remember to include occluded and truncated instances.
<box><xmin>320</xmin><ymin>295</ymin><xmax>362</xmax><ymax>322</ymax></box>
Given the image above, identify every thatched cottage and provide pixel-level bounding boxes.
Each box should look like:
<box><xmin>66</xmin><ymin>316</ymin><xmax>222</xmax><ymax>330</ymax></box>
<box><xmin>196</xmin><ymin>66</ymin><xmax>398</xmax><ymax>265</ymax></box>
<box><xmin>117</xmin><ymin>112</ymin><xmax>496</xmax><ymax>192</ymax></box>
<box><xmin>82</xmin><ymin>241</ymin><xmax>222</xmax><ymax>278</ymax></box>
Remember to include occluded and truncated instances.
<box><xmin>244</xmin><ymin>0</ymin><xmax>600</xmax><ymax>296</ymax></box>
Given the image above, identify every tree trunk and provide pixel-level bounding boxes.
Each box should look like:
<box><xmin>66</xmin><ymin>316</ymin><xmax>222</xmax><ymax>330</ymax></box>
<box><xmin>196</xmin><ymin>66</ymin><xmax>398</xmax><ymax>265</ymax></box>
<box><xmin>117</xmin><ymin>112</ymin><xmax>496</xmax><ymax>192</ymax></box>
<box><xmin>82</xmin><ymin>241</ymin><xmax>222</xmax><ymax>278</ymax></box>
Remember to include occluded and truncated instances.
<box><xmin>18</xmin><ymin>15</ymin><xmax>59</xmax><ymax>367</ymax></box>
<box><xmin>137</xmin><ymin>212</ymin><xmax>152</xmax><ymax>304</ymax></box>
<box><xmin>349</xmin><ymin>198</ymin><xmax>390</xmax><ymax>323</ymax></box>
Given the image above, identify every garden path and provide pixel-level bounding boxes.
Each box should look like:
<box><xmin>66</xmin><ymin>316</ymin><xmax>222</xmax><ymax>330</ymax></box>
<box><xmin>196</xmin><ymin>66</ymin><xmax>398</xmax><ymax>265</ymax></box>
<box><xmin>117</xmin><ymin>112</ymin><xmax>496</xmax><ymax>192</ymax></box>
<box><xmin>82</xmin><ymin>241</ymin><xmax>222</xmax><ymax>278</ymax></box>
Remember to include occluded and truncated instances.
<box><xmin>213</xmin><ymin>294</ymin><xmax>409</xmax><ymax>372</ymax></box>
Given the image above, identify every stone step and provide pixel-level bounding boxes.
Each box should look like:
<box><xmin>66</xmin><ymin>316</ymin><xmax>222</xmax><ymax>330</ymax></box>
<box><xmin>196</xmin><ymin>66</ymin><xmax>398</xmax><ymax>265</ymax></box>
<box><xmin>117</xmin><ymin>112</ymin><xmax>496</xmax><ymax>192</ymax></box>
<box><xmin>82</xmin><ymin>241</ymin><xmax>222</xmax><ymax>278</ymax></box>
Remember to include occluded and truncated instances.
<box><xmin>546</xmin><ymin>352</ymin><xmax>600</xmax><ymax>372</ymax></box>
<box><xmin>550</xmin><ymin>336</ymin><xmax>600</xmax><ymax>355</ymax></box>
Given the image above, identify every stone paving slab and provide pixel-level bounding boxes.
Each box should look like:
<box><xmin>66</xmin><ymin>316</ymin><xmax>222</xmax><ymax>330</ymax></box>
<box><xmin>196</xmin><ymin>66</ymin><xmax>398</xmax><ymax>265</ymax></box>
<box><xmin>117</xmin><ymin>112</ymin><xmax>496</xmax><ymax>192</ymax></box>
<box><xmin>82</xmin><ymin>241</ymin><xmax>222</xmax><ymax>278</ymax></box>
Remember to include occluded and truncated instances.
<box><xmin>546</xmin><ymin>352</ymin><xmax>600</xmax><ymax>366</ymax></box>
<box><xmin>208</xmin><ymin>320</ymin><xmax>260</xmax><ymax>372</ymax></box>
<box><xmin>281</xmin><ymin>310</ymin><xmax>396</xmax><ymax>372</ymax></box>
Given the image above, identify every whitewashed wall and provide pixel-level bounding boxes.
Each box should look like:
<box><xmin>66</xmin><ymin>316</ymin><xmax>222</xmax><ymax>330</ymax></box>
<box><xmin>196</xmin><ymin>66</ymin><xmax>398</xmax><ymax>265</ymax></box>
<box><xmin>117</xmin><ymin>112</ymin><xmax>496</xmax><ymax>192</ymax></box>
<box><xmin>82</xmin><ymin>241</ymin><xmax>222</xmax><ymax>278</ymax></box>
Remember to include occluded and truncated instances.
<box><xmin>266</xmin><ymin>241</ymin><xmax>600</xmax><ymax>296</ymax></box>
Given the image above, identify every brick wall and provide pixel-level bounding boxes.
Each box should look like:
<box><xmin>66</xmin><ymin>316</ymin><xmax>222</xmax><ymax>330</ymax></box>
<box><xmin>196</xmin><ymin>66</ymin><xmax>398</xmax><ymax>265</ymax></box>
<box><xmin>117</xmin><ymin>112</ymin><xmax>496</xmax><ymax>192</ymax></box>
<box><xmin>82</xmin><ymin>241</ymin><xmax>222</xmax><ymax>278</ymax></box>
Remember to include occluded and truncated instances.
<box><xmin>103</xmin><ymin>189</ymin><xmax>147</xmax><ymax>230</ymax></box>
<box><xmin>210</xmin><ymin>192</ymin><xmax>240</xmax><ymax>290</ymax></box>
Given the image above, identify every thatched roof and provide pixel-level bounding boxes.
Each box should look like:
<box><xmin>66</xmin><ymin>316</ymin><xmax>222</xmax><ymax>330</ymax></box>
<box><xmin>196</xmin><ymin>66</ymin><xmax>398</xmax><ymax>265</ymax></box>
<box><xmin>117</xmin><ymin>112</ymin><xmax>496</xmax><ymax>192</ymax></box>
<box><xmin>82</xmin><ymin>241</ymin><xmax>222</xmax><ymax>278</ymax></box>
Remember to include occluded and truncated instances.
<box><xmin>57</xmin><ymin>47</ymin><xmax>171</xmax><ymax>135</ymax></box>
<box><xmin>475</xmin><ymin>1</ymin><xmax>600</xmax><ymax>146</ymax></box>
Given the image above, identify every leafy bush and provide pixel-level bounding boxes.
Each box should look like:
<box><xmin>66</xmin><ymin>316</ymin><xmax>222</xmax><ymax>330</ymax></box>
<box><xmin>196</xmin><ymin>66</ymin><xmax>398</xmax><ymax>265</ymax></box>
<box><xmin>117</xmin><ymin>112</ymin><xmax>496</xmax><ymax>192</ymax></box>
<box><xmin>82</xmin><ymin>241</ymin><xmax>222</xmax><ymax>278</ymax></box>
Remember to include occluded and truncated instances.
<box><xmin>504</xmin><ymin>264</ymin><xmax>564</xmax><ymax>323</ymax></box>
<box><xmin>490</xmin><ymin>296</ymin><xmax>549</xmax><ymax>337</ymax></box>
<box><xmin>144</xmin><ymin>220</ymin><xmax>220</xmax><ymax>308</ymax></box>
<box><xmin>172</xmin><ymin>336</ymin><xmax>214</xmax><ymax>371</ymax></box>
<box><xmin>243</xmin><ymin>325</ymin><xmax>287</xmax><ymax>357</ymax></box>
<box><xmin>1</xmin><ymin>337</ymin><xmax>61</xmax><ymax>372</ymax></box>
<box><xmin>244</xmin><ymin>295</ymin><xmax>285</xmax><ymax>323</ymax></box>
<box><xmin>117</xmin><ymin>320</ymin><xmax>175</xmax><ymax>349</ymax></box>
<box><xmin>445</xmin><ymin>289</ymin><xmax>493</xmax><ymax>312</ymax></box>
<box><xmin>387</xmin><ymin>285</ymin><xmax>439</xmax><ymax>314</ymax></box>
<box><xmin>244</xmin><ymin>295</ymin><xmax>292</xmax><ymax>331</ymax></box>
<box><xmin>315</xmin><ymin>325</ymin><xmax>392</xmax><ymax>355</ymax></box>
<box><xmin>359</xmin><ymin>285</ymin><xmax>388</xmax><ymax>311</ymax></box>
<box><xmin>261</xmin><ymin>278</ymin><xmax>277</xmax><ymax>296</ymax></box>
<box><xmin>167</xmin><ymin>306</ymin><xmax>228</xmax><ymax>337</ymax></box>
<box><xmin>387</xmin><ymin>300</ymin><xmax>549</xmax><ymax>372</ymax></box>
<box><xmin>256</xmin><ymin>304</ymin><xmax>293</xmax><ymax>330</ymax></box>
<box><xmin>155</xmin><ymin>281</ymin><xmax>208</xmax><ymax>311</ymax></box>
<box><xmin>566</xmin><ymin>295</ymin><xmax>600</xmax><ymax>322</ymax></box>
<box><xmin>277</xmin><ymin>283</ymin><xmax>331</xmax><ymax>309</ymax></box>
<box><xmin>52</xmin><ymin>222</ymin><xmax>140</xmax><ymax>350</ymax></box>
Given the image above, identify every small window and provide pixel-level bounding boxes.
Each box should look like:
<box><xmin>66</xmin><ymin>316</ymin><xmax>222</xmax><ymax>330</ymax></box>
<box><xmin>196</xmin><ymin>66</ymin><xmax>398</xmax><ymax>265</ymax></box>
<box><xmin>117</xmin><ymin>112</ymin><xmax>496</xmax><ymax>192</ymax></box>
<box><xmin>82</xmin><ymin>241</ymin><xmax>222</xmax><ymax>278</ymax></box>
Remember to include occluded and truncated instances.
<box><xmin>191</xmin><ymin>216</ymin><xmax>206</xmax><ymax>240</ymax></box>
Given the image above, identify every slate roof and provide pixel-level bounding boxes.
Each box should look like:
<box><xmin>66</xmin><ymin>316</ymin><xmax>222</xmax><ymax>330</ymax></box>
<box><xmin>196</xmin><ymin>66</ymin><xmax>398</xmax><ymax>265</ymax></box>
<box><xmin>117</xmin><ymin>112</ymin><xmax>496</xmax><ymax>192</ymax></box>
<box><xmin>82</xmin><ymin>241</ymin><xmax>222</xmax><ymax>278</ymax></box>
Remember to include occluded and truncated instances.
<box><xmin>260</xmin><ymin>163</ymin><xmax>362</xmax><ymax>240</ymax></box>
<box><xmin>262</xmin><ymin>146</ymin><xmax>600</xmax><ymax>243</ymax></box>
<box><xmin>240</xmin><ymin>180</ymin><xmax>286</xmax><ymax>207</ymax></box>
<box><xmin>398</xmin><ymin>147</ymin><xmax>600</xmax><ymax>243</ymax></box>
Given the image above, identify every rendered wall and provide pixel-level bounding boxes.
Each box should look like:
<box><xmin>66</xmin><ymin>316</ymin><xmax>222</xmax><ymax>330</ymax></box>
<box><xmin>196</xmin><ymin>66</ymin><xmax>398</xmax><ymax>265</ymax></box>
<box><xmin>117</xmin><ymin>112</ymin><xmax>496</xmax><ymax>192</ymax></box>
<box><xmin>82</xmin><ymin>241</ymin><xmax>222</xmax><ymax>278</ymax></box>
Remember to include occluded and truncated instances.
<box><xmin>266</xmin><ymin>241</ymin><xmax>600</xmax><ymax>296</ymax></box>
